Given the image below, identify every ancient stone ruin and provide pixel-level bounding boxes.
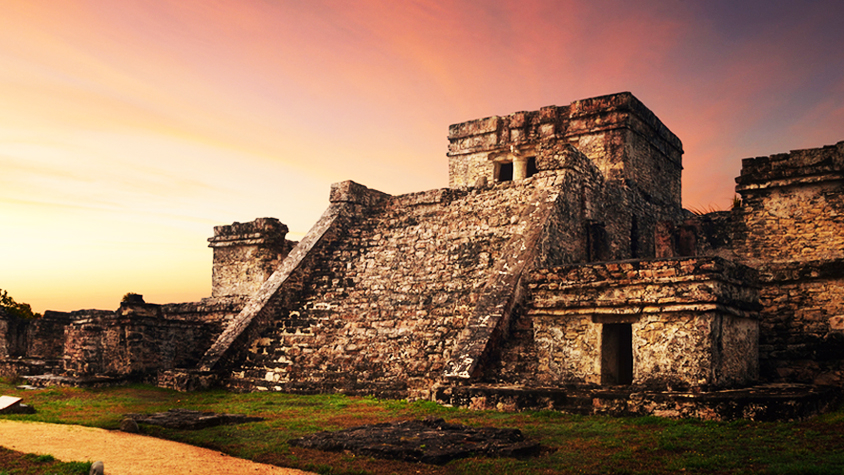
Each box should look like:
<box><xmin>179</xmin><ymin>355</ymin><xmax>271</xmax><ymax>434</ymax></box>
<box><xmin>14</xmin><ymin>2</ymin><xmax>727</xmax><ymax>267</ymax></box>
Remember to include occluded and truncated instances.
<box><xmin>2</xmin><ymin>92</ymin><xmax>842</xmax><ymax>419</ymax></box>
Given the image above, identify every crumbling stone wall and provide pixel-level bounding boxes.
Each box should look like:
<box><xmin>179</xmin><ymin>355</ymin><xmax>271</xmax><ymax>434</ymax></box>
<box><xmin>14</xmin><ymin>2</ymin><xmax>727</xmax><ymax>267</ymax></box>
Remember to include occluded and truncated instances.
<box><xmin>660</xmin><ymin>141</ymin><xmax>844</xmax><ymax>387</ymax></box>
<box><xmin>0</xmin><ymin>309</ymin><xmax>25</xmax><ymax>359</ymax></box>
<box><xmin>63</xmin><ymin>303</ymin><xmax>225</xmax><ymax>379</ymax></box>
<box><xmin>0</xmin><ymin>310</ymin><xmax>78</xmax><ymax>377</ymax></box>
<box><xmin>756</xmin><ymin>261</ymin><xmax>844</xmax><ymax>386</ymax></box>
<box><xmin>25</xmin><ymin>311</ymin><xmax>76</xmax><ymax>360</ymax></box>
<box><xmin>208</xmin><ymin>218</ymin><xmax>296</xmax><ymax>298</ymax></box>
<box><xmin>733</xmin><ymin>142</ymin><xmax>844</xmax><ymax>264</ymax></box>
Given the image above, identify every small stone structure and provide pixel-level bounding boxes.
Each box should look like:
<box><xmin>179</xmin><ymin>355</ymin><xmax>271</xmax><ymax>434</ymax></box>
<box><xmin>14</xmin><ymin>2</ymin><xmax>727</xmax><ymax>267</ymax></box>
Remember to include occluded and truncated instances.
<box><xmin>524</xmin><ymin>258</ymin><xmax>760</xmax><ymax>390</ymax></box>
<box><xmin>208</xmin><ymin>218</ymin><xmax>297</xmax><ymax>298</ymax></box>
<box><xmin>2</xmin><ymin>92</ymin><xmax>842</xmax><ymax>419</ymax></box>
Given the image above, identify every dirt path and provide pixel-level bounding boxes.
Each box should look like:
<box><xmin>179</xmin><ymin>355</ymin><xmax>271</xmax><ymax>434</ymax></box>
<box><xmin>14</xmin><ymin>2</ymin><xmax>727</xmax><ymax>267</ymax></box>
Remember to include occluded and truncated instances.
<box><xmin>0</xmin><ymin>420</ymin><xmax>314</xmax><ymax>474</ymax></box>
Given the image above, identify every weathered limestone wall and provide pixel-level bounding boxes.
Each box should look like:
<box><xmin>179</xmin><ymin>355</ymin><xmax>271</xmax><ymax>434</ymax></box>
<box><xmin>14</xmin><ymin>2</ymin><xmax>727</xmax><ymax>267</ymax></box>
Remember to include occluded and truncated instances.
<box><xmin>0</xmin><ymin>310</ymin><xmax>79</xmax><ymax>377</ymax></box>
<box><xmin>756</xmin><ymin>261</ymin><xmax>844</xmax><ymax>386</ymax></box>
<box><xmin>660</xmin><ymin>141</ymin><xmax>844</xmax><ymax>388</ymax></box>
<box><xmin>0</xmin><ymin>309</ymin><xmax>24</xmax><ymax>359</ymax></box>
<box><xmin>733</xmin><ymin>141</ymin><xmax>844</xmax><ymax>263</ymax></box>
<box><xmin>63</xmin><ymin>303</ymin><xmax>224</xmax><ymax>379</ymax></box>
<box><xmin>28</xmin><ymin>312</ymin><xmax>77</xmax><ymax>359</ymax></box>
<box><xmin>208</xmin><ymin>218</ymin><xmax>296</xmax><ymax>298</ymax></box>
<box><xmin>490</xmin><ymin>258</ymin><xmax>760</xmax><ymax>390</ymax></box>
<box><xmin>163</xmin><ymin>298</ymin><xmax>248</xmax><ymax>330</ymax></box>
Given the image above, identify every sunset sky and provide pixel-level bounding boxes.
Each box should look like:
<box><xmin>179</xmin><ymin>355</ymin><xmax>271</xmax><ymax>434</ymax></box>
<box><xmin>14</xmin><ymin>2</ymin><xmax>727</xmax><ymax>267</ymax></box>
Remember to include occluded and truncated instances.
<box><xmin>2</xmin><ymin>0</ymin><xmax>843</xmax><ymax>313</ymax></box>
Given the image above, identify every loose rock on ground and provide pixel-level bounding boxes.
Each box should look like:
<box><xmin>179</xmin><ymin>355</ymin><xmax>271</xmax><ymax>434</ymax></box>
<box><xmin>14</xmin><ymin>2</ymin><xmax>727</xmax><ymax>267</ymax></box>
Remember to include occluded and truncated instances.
<box><xmin>290</xmin><ymin>417</ymin><xmax>541</xmax><ymax>464</ymax></box>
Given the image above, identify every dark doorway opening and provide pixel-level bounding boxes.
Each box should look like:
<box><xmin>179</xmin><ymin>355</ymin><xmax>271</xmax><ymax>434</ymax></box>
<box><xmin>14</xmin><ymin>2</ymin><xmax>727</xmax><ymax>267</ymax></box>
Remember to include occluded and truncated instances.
<box><xmin>601</xmin><ymin>323</ymin><xmax>633</xmax><ymax>385</ymax></box>
<box><xmin>497</xmin><ymin>162</ymin><xmax>513</xmax><ymax>182</ymax></box>
<box><xmin>526</xmin><ymin>157</ymin><xmax>538</xmax><ymax>178</ymax></box>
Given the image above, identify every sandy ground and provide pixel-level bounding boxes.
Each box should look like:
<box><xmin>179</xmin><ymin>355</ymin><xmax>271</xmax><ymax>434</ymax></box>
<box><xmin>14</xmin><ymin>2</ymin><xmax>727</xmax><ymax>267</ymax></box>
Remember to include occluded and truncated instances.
<box><xmin>0</xmin><ymin>420</ymin><xmax>314</xmax><ymax>475</ymax></box>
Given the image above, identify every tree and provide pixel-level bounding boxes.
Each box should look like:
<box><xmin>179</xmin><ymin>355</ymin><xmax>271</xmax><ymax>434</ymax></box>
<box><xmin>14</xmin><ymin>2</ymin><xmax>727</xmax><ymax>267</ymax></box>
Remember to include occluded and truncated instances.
<box><xmin>0</xmin><ymin>289</ymin><xmax>41</xmax><ymax>319</ymax></box>
<box><xmin>121</xmin><ymin>293</ymin><xmax>145</xmax><ymax>304</ymax></box>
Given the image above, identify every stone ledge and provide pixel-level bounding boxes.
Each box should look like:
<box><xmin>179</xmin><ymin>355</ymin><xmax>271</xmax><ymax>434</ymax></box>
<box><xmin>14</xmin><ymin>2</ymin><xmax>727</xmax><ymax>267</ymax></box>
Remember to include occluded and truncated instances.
<box><xmin>329</xmin><ymin>180</ymin><xmax>391</xmax><ymax>206</ymax></box>
<box><xmin>736</xmin><ymin>141</ymin><xmax>844</xmax><ymax>190</ymax></box>
<box><xmin>157</xmin><ymin>369</ymin><xmax>220</xmax><ymax>392</ymax></box>
<box><xmin>433</xmin><ymin>383</ymin><xmax>839</xmax><ymax>421</ymax></box>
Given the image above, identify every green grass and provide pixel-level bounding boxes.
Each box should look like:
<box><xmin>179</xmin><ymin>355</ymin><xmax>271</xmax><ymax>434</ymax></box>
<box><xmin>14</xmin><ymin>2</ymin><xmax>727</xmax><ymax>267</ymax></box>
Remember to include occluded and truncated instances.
<box><xmin>1</xmin><ymin>380</ymin><xmax>842</xmax><ymax>474</ymax></box>
<box><xmin>0</xmin><ymin>447</ymin><xmax>92</xmax><ymax>475</ymax></box>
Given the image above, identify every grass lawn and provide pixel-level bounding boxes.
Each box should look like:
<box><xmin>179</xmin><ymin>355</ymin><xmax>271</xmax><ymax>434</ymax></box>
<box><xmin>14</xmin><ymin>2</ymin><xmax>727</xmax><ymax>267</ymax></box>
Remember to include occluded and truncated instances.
<box><xmin>0</xmin><ymin>447</ymin><xmax>91</xmax><ymax>475</ymax></box>
<box><xmin>1</xmin><ymin>380</ymin><xmax>842</xmax><ymax>474</ymax></box>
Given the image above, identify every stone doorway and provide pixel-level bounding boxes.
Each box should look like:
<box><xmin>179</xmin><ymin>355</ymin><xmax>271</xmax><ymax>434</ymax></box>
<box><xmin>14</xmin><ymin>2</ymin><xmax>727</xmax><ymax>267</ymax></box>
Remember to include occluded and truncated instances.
<box><xmin>601</xmin><ymin>323</ymin><xmax>633</xmax><ymax>385</ymax></box>
<box><xmin>495</xmin><ymin>161</ymin><xmax>514</xmax><ymax>182</ymax></box>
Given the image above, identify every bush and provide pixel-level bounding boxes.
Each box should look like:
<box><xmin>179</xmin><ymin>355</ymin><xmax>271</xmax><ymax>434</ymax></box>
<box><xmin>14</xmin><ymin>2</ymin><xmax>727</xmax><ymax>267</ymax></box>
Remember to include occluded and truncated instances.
<box><xmin>0</xmin><ymin>289</ymin><xmax>41</xmax><ymax>319</ymax></box>
<box><xmin>121</xmin><ymin>293</ymin><xmax>145</xmax><ymax>304</ymax></box>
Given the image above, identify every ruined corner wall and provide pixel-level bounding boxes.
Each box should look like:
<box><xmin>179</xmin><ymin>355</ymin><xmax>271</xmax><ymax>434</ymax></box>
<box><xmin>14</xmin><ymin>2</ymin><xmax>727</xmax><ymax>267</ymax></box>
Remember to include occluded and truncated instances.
<box><xmin>667</xmin><ymin>141</ymin><xmax>844</xmax><ymax>387</ymax></box>
<box><xmin>489</xmin><ymin>257</ymin><xmax>760</xmax><ymax>391</ymax></box>
<box><xmin>755</xmin><ymin>261</ymin><xmax>844</xmax><ymax>386</ymax></box>
<box><xmin>0</xmin><ymin>309</ymin><xmax>24</xmax><ymax>359</ymax></box>
<box><xmin>0</xmin><ymin>310</ymin><xmax>78</xmax><ymax>377</ymax></box>
<box><xmin>208</xmin><ymin>218</ymin><xmax>296</xmax><ymax>298</ymax></box>
<box><xmin>62</xmin><ymin>301</ymin><xmax>239</xmax><ymax>379</ymax></box>
<box><xmin>733</xmin><ymin>141</ymin><xmax>844</xmax><ymax>264</ymax></box>
<box><xmin>215</xmin><ymin>168</ymin><xmax>602</xmax><ymax>399</ymax></box>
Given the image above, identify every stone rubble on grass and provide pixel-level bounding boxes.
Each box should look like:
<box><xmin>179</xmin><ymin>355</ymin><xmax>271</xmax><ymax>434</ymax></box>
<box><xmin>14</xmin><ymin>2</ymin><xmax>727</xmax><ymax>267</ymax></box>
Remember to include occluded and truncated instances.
<box><xmin>289</xmin><ymin>417</ymin><xmax>541</xmax><ymax>465</ymax></box>
<box><xmin>122</xmin><ymin>408</ymin><xmax>263</xmax><ymax>430</ymax></box>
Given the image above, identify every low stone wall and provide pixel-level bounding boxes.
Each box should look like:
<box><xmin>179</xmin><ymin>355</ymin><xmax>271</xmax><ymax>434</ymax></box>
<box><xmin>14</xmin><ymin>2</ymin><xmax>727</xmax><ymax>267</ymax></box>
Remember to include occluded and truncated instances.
<box><xmin>0</xmin><ymin>358</ymin><xmax>63</xmax><ymax>379</ymax></box>
<box><xmin>63</xmin><ymin>303</ymin><xmax>224</xmax><ymax>379</ymax></box>
<box><xmin>0</xmin><ymin>310</ymin><xmax>24</xmax><ymax>359</ymax></box>
<box><xmin>434</xmin><ymin>384</ymin><xmax>838</xmax><ymax>421</ymax></box>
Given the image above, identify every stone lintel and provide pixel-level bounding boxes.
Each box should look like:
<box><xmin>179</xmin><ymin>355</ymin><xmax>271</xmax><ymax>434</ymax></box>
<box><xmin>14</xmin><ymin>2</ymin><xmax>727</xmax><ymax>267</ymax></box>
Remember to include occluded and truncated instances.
<box><xmin>529</xmin><ymin>303</ymin><xmax>759</xmax><ymax>320</ymax></box>
<box><xmin>529</xmin><ymin>257</ymin><xmax>761</xmax><ymax>319</ymax></box>
<box><xmin>208</xmin><ymin>218</ymin><xmax>289</xmax><ymax>248</ymax></box>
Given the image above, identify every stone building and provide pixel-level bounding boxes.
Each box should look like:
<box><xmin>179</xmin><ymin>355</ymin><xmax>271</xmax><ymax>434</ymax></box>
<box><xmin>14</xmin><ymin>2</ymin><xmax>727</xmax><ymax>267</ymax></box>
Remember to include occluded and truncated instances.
<box><xmin>2</xmin><ymin>92</ymin><xmax>842</xmax><ymax>419</ymax></box>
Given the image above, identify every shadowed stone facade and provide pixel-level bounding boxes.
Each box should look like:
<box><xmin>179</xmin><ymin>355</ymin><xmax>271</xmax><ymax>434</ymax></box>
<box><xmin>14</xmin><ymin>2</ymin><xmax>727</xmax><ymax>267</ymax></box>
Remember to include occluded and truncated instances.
<box><xmin>2</xmin><ymin>92</ymin><xmax>842</xmax><ymax>419</ymax></box>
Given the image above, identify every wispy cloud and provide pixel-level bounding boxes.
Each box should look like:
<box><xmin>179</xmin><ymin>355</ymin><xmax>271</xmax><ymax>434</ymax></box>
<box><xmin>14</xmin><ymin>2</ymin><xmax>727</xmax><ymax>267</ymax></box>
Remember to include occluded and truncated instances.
<box><xmin>1</xmin><ymin>0</ymin><xmax>841</xmax><ymax>311</ymax></box>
